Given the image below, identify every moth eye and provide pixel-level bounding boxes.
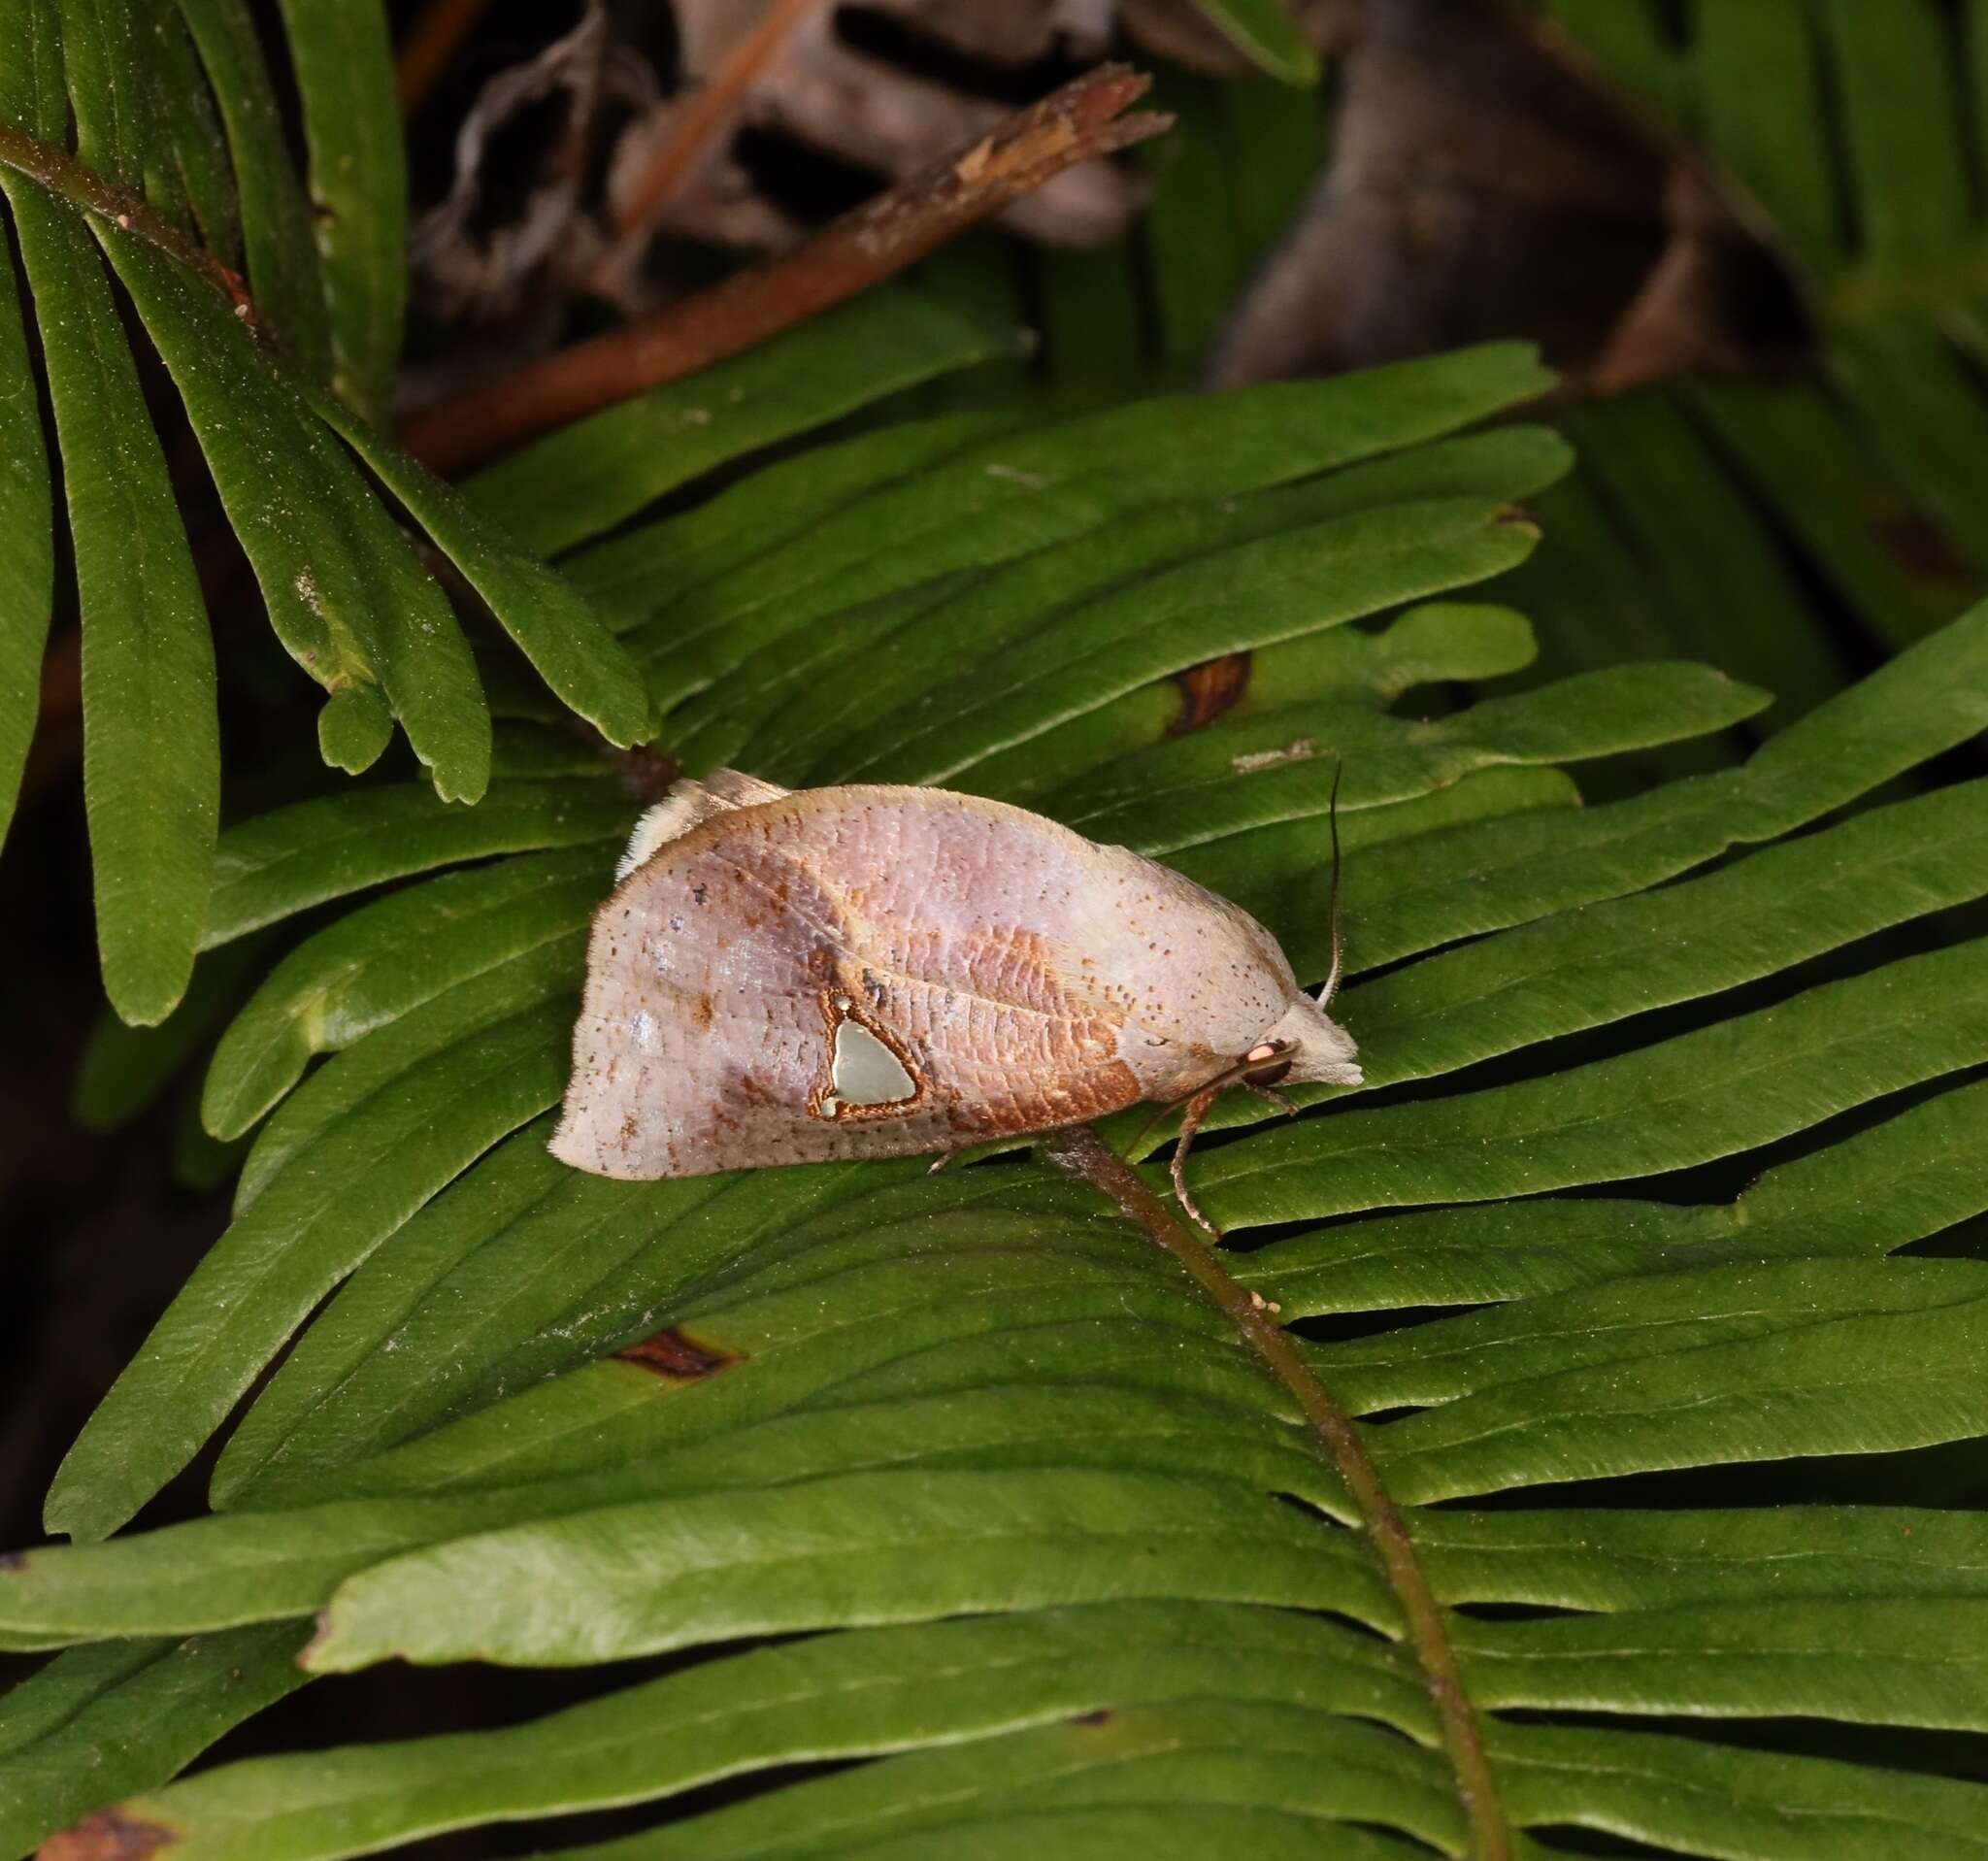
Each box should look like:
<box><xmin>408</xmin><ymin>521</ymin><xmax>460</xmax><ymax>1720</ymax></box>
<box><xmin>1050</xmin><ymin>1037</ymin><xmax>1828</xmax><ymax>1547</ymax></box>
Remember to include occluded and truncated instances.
<box><xmin>1243</xmin><ymin>1039</ymin><xmax>1293</xmax><ymax>1088</ymax></box>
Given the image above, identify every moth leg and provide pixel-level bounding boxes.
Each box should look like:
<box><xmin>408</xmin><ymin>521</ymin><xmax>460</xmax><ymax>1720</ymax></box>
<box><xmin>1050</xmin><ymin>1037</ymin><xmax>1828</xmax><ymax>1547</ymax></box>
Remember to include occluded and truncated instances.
<box><xmin>927</xmin><ymin>1147</ymin><xmax>964</xmax><ymax>1175</ymax></box>
<box><xmin>1169</xmin><ymin>1084</ymin><xmax>1225</xmax><ymax>1238</ymax></box>
<box><xmin>1244</xmin><ymin>1078</ymin><xmax>1299</xmax><ymax>1119</ymax></box>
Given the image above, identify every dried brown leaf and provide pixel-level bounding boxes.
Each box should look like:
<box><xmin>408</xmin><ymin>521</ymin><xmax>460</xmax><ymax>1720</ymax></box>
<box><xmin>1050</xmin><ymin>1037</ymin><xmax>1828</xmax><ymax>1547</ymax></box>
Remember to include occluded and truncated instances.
<box><xmin>1210</xmin><ymin>0</ymin><xmax>1811</xmax><ymax>393</ymax></box>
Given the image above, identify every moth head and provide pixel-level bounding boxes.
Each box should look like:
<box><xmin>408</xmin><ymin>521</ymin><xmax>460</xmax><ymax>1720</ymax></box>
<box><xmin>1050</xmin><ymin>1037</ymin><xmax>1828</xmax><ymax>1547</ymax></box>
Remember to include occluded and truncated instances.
<box><xmin>1252</xmin><ymin>995</ymin><xmax>1362</xmax><ymax>1088</ymax></box>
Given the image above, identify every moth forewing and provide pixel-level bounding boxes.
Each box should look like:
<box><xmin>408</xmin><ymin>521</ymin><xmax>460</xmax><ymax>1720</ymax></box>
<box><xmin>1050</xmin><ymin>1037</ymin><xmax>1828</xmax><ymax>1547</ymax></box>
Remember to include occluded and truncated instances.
<box><xmin>550</xmin><ymin>775</ymin><xmax>1358</xmax><ymax>1183</ymax></box>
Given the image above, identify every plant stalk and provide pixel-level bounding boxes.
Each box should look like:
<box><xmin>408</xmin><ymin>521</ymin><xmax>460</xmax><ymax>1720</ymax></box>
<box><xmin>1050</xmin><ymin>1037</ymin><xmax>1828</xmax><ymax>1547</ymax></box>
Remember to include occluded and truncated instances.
<box><xmin>595</xmin><ymin>0</ymin><xmax>829</xmax><ymax>279</ymax></box>
<box><xmin>1042</xmin><ymin>1123</ymin><xmax>1510</xmax><ymax>1861</ymax></box>
<box><xmin>0</xmin><ymin>121</ymin><xmax>257</xmax><ymax>327</ymax></box>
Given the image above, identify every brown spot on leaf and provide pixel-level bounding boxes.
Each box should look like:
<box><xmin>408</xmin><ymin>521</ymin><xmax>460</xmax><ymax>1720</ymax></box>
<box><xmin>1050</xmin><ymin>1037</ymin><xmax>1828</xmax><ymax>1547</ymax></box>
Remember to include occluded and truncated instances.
<box><xmin>1069</xmin><ymin>1708</ymin><xmax>1113</xmax><ymax>1727</ymax></box>
<box><xmin>0</xmin><ymin>1550</ymin><xmax>25</xmax><ymax>1572</ymax></box>
<box><xmin>1873</xmin><ymin>510</ymin><xmax>1974</xmax><ymax>584</ymax></box>
<box><xmin>1171</xmin><ymin>652</ymin><xmax>1251</xmax><ymax>735</ymax></box>
<box><xmin>615</xmin><ymin>1326</ymin><xmax>739</xmax><ymax>1381</ymax></box>
<box><xmin>38</xmin><ymin>1810</ymin><xmax>177</xmax><ymax>1859</ymax></box>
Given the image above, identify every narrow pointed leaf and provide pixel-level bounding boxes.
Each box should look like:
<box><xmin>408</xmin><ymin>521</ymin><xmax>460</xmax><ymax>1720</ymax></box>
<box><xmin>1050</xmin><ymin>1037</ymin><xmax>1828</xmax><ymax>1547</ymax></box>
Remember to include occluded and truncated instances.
<box><xmin>1</xmin><ymin>185</ymin><xmax>216</xmax><ymax>1023</ymax></box>
<box><xmin>202</xmin><ymin>779</ymin><xmax>631</xmax><ymax>947</ymax></box>
<box><xmin>677</xmin><ymin>426</ymin><xmax>1571</xmax><ymax>781</ymax></box>
<box><xmin>1058</xmin><ymin>661</ymin><xmax>1767</xmax><ymax>856</ymax></box>
<box><xmin>90</xmin><ymin>224</ymin><xmax>490</xmax><ymax>802</ymax></box>
<box><xmin>1494</xmin><ymin>1720</ymin><xmax>1988</xmax><ymax>1860</ymax></box>
<box><xmin>0</xmin><ymin>205</ymin><xmax>50</xmax><ymax>847</ymax></box>
<box><xmin>1344</xmin><ymin>773</ymin><xmax>1988</xmax><ymax>1097</ymax></box>
<box><xmin>203</xmin><ymin>846</ymin><xmax>613</xmax><ymax>1141</ymax></box>
<box><xmin>270</xmin><ymin>0</ymin><xmax>402</xmax><ymax>422</ymax></box>
<box><xmin>172</xmin><ymin>0</ymin><xmax>332</xmax><ymax>380</ymax></box>
<box><xmin>841</xmin><ymin>501</ymin><xmax>1541</xmax><ymax>785</ymax></box>
<box><xmin>316</xmin><ymin>397</ymin><xmax>651</xmax><ymax>747</ymax></box>
<box><xmin>565</xmin><ymin>409</ymin><xmax>1030</xmax><ymax>630</ymax></box>
<box><xmin>469</xmin><ymin>291</ymin><xmax>1020</xmax><ymax>557</ymax></box>
<box><xmin>147</xmin><ymin>4</ymin><xmax>237</xmax><ymax>263</ymax></box>
<box><xmin>627</xmin><ymin>344</ymin><xmax>1556</xmax><ymax>714</ymax></box>
<box><xmin>56</xmin><ymin>0</ymin><xmax>187</xmax><ymax>222</ymax></box>
<box><xmin>0</xmin><ymin>1626</ymin><xmax>307</xmax><ymax>1855</ymax></box>
<box><xmin>1201</xmin><ymin>937</ymin><xmax>1988</xmax><ymax>1229</ymax></box>
<box><xmin>45</xmin><ymin>1001</ymin><xmax>571</xmax><ymax>1542</ymax></box>
<box><xmin>40</xmin><ymin>1608</ymin><xmax>1426</xmax><ymax>1861</ymax></box>
<box><xmin>306</xmin><ymin>1469</ymin><xmax>1399</xmax><ymax>1670</ymax></box>
<box><xmin>1242</xmin><ymin>1074</ymin><xmax>1988</xmax><ymax>1315</ymax></box>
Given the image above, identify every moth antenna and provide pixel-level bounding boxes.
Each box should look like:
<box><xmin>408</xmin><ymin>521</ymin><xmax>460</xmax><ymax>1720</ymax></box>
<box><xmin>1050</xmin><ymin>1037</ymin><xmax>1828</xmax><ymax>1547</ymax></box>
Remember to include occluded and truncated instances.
<box><xmin>1316</xmin><ymin>759</ymin><xmax>1346</xmax><ymax>1009</ymax></box>
<box><xmin>1169</xmin><ymin>1083</ymin><xmax>1225</xmax><ymax>1238</ymax></box>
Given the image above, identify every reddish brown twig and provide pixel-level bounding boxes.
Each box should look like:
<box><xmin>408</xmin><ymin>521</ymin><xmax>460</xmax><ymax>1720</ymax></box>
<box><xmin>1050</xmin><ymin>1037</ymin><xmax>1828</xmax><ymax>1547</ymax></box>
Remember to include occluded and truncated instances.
<box><xmin>0</xmin><ymin>122</ymin><xmax>257</xmax><ymax>326</ymax></box>
<box><xmin>396</xmin><ymin>0</ymin><xmax>500</xmax><ymax>111</ymax></box>
<box><xmin>599</xmin><ymin>0</ymin><xmax>827</xmax><ymax>269</ymax></box>
<box><xmin>399</xmin><ymin>64</ymin><xmax>1169</xmax><ymax>474</ymax></box>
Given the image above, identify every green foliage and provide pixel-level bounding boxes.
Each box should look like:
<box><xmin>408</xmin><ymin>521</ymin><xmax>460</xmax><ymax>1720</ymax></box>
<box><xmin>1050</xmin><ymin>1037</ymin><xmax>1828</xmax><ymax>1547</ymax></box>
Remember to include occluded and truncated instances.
<box><xmin>268</xmin><ymin>0</ymin><xmax>403</xmax><ymax>424</ymax></box>
<box><xmin>1507</xmin><ymin>0</ymin><xmax>1988</xmax><ymax>724</ymax></box>
<box><xmin>6</xmin><ymin>308</ymin><xmax>1988</xmax><ymax>1858</ymax></box>
<box><xmin>0</xmin><ymin>211</ymin><xmax>50</xmax><ymax>886</ymax></box>
<box><xmin>8</xmin><ymin>4</ymin><xmax>1988</xmax><ymax>1853</ymax></box>
<box><xmin>470</xmin><ymin>292</ymin><xmax>1021</xmax><ymax>559</ymax></box>
<box><xmin>1003</xmin><ymin>0</ymin><xmax>1988</xmax><ymax>784</ymax></box>
<box><xmin>0</xmin><ymin>0</ymin><xmax>682</xmax><ymax>1022</ymax></box>
<box><xmin>1185</xmin><ymin>0</ymin><xmax>1320</xmax><ymax>85</ymax></box>
<box><xmin>42</xmin><ymin>342</ymin><xmax>1560</xmax><ymax>1545</ymax></box>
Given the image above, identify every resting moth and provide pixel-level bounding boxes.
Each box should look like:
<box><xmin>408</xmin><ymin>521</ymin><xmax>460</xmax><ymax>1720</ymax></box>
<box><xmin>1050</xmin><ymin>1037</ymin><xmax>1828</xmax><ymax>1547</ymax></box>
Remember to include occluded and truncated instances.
<box><xmin>551</xmin><ymin>769</ymin><xmax>1360</xmax><ymax>1227</ymax></box>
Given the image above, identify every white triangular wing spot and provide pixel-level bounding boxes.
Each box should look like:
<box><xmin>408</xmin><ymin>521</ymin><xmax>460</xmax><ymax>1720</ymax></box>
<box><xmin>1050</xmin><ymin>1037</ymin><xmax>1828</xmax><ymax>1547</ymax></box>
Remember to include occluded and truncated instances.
<box><xmin>831</xmin><ymin>1018</ymin><xmax>917</xmax><ymax>1105</ymax></box>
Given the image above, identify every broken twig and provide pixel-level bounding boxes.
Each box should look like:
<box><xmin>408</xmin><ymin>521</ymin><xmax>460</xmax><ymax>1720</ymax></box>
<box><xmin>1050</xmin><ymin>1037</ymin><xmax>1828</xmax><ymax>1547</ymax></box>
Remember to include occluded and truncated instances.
<box><xmin>399</xmin><ymin>63</ymin><xmax>1170</xmax><ymax>474</ymax></box>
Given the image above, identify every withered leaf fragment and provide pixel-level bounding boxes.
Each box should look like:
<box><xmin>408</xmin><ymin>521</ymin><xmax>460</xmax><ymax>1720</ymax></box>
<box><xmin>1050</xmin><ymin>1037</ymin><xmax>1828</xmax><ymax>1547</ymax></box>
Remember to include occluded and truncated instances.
<box><xmin>1211</xmin><ymin>0</ymin><xmax>1810</xmax><ymax>393</ymax></box>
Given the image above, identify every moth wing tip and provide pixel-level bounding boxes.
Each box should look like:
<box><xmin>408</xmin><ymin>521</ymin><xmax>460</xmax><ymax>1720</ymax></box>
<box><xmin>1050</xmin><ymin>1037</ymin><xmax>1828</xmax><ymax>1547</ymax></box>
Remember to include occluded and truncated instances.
<box><xmin>546</xmin><ymin>1112</ymin><xmax>588</xmax><ymax>1172</ymax></box>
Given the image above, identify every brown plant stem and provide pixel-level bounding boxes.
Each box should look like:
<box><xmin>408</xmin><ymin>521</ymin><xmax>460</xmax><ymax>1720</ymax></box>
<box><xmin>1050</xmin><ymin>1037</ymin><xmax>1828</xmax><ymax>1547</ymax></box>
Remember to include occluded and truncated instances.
<box><xmin>0</xmin><ymin>121</ymin><xmax>256</xmax><ymax>326</ymax></box>
<box><xmin>396</xmin><ymin>0</ymin><xmax>499</xmax><ymax>112</ymax></box>
<box><xmin>399</xmin><ymin>63</ymin><xmax>1170</xmax><ymax>474</ymax></box>
<box><xmin>599</xmin><ymin>0</ymin><xmax>827</xmax><ymax>264</ymax></box>
<box><xmin>1041</xmin><ymin>1123</ymin><xmax>1511</xmax><ymax>1861</ymax></box>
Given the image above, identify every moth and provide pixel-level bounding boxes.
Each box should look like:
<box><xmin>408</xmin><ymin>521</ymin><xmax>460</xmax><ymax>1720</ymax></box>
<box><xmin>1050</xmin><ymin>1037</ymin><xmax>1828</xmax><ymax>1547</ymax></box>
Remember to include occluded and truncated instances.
<box><xmin>551</xmin><ymin>769</ymin><xmax>1360</xmax><ymax>1228</ymax></box>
